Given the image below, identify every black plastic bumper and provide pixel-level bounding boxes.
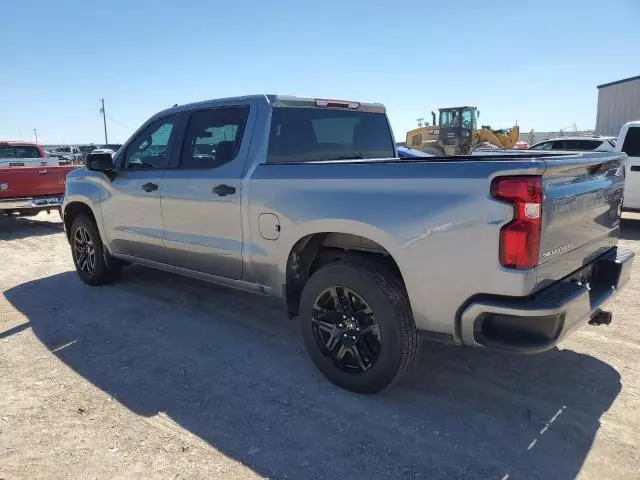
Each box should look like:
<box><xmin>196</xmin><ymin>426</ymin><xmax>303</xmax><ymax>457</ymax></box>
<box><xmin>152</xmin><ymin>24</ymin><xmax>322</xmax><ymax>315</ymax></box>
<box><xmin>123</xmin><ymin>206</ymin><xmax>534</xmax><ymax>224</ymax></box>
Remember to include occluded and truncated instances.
<box><xmin>460</xmin><ymin>247</ymin><xmax>635</xmax><ymax>353</ymax></box>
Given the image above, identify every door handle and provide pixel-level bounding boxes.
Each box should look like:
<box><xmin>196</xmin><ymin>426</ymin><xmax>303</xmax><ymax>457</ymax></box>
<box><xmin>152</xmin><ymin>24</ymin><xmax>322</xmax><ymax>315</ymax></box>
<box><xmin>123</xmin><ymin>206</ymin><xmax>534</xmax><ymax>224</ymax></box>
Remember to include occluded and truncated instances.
<box><xmin>141</xmin><ymin>182</ymin><xmax>159</xmax><ymax>192</ymax></box>
<box><xmin>213</xmin><ymin>184</ymin><xmax>236</xmax><ymax>196</ymax></box>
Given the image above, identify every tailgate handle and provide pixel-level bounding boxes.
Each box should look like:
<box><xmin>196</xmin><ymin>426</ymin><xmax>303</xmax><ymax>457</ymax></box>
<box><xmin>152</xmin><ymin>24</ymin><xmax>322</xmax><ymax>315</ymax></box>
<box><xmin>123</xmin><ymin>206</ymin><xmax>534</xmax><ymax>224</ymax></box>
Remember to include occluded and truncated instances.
<box><xmin>631</xmin><ymin>166</ymin><xmax>640</xmax><ymax>172</ymax></box>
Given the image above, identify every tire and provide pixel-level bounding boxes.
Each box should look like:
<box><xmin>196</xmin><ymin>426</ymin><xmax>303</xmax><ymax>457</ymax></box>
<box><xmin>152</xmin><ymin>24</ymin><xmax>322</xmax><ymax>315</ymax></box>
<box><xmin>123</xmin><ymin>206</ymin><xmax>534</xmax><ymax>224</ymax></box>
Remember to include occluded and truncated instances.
<box><xmin>69</xmin><ymin>214</ymin><xmax>121</xmax><ymax>285</ymax></box>
<box><xmin>300</xmin><ymin>258</ymin><xmax>421</xmax><ymax>394</ymax></box>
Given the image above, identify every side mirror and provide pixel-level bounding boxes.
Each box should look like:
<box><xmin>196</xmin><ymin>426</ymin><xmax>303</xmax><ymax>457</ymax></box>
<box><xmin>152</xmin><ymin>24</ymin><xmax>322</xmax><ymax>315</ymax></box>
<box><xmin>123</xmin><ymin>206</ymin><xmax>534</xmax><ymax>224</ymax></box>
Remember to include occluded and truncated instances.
<box><xmin>87</xmin><ymin>152</ymin><xmax>114</xmax><ymax>172</ymax></box>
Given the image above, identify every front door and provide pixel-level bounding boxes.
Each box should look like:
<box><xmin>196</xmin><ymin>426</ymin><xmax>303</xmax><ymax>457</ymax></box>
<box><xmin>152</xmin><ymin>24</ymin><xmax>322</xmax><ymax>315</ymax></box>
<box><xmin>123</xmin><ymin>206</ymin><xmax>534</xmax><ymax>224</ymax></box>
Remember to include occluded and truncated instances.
<box><xmin>101</xmin><ymin>115</ymin><xmax>179</xmax><ymax>261</ymax></box>
<box><xmin>161</xmin><ymin>105</ymin><xmax>253</xmax><ymax>279</ymax></box>
<box><xmin>622</xmin><ymin>126</ymin><xmax>640</xmax><ymax>210</ymax></box>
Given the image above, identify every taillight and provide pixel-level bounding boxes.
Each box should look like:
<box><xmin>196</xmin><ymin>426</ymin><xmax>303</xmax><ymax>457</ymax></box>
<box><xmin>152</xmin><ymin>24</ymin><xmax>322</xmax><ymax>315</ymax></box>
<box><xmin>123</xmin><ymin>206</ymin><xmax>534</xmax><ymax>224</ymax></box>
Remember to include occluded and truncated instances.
<box><xmin>491</xmin><ymin>176</ymin><xmax>542</xmax><ymax>270</ymax></box>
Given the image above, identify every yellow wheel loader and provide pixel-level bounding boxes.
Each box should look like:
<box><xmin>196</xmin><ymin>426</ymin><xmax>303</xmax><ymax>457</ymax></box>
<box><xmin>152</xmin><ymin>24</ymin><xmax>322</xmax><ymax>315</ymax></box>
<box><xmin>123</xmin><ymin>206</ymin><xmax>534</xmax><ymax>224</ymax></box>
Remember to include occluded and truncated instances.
<box><xmin>405</xmin><ymin>106</ymin><xmax>519</xmax><ymax>156</ymax></box>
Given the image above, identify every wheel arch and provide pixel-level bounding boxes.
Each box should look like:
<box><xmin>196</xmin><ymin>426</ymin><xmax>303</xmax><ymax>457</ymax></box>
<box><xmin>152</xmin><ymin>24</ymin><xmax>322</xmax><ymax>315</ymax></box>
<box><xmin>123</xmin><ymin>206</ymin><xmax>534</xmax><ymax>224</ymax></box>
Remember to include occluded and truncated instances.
<box><xmin>284</xmin><ymin>226</ymin><xmax>407</xmax><ymax>319</ymax></box>
<box><xmin>63</xmin><ymin>200</ymin><xmax>101</xmax><ymax>242</ymax></box>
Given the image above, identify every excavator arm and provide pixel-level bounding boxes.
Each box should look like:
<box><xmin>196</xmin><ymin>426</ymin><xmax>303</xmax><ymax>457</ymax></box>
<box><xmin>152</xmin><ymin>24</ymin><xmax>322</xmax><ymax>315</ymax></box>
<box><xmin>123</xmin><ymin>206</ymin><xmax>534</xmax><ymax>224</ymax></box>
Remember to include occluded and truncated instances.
<box><xmin>473</xmin><ymin>125</ymin><xmax>520</xmax><ymax>149</ymax></box>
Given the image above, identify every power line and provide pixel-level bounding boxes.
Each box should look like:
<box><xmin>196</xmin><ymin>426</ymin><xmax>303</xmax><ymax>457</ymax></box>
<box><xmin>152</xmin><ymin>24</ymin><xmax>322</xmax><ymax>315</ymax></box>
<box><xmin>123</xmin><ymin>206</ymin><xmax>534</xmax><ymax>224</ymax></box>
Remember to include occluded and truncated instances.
<box><xmin>105</xmin><ymin>115</ymin><xmax>134</xmax><ymax>131</ymax></box>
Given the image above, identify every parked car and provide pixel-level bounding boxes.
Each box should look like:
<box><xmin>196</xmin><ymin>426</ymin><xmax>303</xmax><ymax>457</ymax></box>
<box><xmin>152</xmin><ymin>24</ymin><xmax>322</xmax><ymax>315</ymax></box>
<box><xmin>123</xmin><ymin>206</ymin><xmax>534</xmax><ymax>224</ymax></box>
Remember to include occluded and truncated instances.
<box><xmin>530</xmin><ymin>136</ymin><xmax>616</xmax><ymax>152</ymax></box>
<box><xmin>616</xmin><ymin>121</ymin><xmax>640</xmax><ymax>211</ymax></box>
<box><xmin>101</xmin><ymin>144</ymin><xmax>123</xmax><ymax>153</ymax></box>
<box><xmin>1</xmin><ymin>142</ymin><xmax>75</xmax><ymax>217</ymax></box>
<box><xmin>89</xmin><ymin>148</ymin><xmax>115</xmax><ymax>155</ymax></box>
<box><xmin>51</xmin><ymin>145</ymin><xmax>84</xmax><ymax>164</ymax></box>
<box><xmin>62</xmin><ymin>94</ymin><xmax>633</xmax><ymax>393</ymax></box>
<box><xmin>78</xmin><ymin>145</ymin><xmax>99</xmax><ymax>161</ymax></box>
<box><xmin>397</xmin><ymin>146</ymin><xmax>433</xmax><ymax>158</ymax></box>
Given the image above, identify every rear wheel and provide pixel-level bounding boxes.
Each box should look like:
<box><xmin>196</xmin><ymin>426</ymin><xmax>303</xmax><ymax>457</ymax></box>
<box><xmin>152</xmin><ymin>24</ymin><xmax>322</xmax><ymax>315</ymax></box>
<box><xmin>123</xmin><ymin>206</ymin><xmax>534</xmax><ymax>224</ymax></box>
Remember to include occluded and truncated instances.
<box><xmin>420</xmin><ymin>144</ymin><xmax>446</xmax><ymax>157</ymax></box>
<box><xmin>300</xmin><ymin>259</ymin><xmax>421</xmax><ymax>394</ymax></box>
<box><xmin>70</xmin><ymin>214</ymin><xmax>121</xmax><ymax>285</ymax></box>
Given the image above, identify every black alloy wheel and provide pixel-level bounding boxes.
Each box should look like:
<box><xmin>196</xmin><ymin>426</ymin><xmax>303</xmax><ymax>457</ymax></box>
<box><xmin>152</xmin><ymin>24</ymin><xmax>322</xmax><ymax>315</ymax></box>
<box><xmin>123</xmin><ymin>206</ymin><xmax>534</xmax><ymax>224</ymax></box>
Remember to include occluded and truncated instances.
<box><xmin>69</xmin><ymin>214</ymin><xmax>121</xmax><ymax>285</ymax></box>
<box><xmin>311</xmin><ymin>286</ymin><xmax>381</xmax><ymax>373</ymax></box>
<box><xmin>301</xmin><ymin>259</ymin><xmax>421</xmax><ymax>394</ymax></box>
<box><xmin>73</xmin><ymin>226</ymin><xmax>97</xmax><ymax>274</ymax></box>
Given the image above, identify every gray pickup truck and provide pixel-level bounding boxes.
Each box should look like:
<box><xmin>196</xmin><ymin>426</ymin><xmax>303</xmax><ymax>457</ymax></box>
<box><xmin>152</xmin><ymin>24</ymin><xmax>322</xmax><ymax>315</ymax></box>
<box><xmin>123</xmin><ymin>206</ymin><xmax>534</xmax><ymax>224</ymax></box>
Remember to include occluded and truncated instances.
<box><xmin>62</xmin><ymin>94</ymin><xmax>634</xmax><ymax>393</ymax></box>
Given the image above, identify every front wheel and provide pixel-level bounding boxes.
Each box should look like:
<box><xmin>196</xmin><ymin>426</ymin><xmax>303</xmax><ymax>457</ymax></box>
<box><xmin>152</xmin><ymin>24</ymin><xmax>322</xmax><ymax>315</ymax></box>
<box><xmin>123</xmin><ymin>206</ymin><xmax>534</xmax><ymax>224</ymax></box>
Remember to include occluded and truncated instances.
<box><xmin>70</xmin><ymin>214</ymin><xmax>121</xmax><ymax>285</ymax></box>
<box><xmin>300</xmin><ymin>259</ymin><xmax>421</xmax><ymax>394</ymax></box>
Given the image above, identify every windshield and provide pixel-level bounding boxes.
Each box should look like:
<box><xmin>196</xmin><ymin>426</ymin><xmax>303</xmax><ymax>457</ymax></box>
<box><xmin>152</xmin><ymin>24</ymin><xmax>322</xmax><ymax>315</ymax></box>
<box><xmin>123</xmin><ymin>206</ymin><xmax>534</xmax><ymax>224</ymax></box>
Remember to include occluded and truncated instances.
<box><xmin>440</xmin><ymin>109</ymin><xmax>474</xmax><ymax>129</ymax></box>
<box><xmin>267</xmin><ymin>107</ymin><xmax>394</xmax><ymax>163</ymax></box>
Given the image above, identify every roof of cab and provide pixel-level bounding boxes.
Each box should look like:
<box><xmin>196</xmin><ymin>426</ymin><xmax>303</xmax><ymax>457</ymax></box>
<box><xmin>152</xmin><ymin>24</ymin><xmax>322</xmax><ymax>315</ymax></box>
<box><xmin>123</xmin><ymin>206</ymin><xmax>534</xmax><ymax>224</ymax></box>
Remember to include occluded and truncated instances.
<box><xmin>152</xmin><ymin>94</ymin><xmax>386</xmax><ymax>119</ymax></box>
<box><xmin>0</xmin><ymin>141</ymin><xmax>40</xmax><ymax>146</ymax></box>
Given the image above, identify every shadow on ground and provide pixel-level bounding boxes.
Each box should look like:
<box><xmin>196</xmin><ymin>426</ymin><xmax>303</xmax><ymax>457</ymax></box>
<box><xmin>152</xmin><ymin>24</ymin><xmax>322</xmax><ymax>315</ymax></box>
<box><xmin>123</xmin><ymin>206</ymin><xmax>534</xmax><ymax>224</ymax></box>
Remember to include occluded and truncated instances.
<box><xmin>4</xmin><ymin>268</ymin><xmax>621</xmax><ymax>479</ymax></box>
<box><xmin>0</xmin><ymin>214</ymin><xmax>63</xmax><ymax>240</ymax></box>
<box><xmin>620</xmin><ymin>216</ymin><xmax>640</xmax><ymax>240</ymax></box>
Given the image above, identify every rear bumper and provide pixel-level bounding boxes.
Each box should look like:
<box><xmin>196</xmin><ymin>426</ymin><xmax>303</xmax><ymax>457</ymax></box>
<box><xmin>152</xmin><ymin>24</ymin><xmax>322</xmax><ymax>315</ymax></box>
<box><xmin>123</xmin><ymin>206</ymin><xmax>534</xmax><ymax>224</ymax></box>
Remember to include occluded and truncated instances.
<box><xmin>0</xmin><ymin>196</ymin><xmax>63</xmax><ymax>211</ymax></box>
<box><xmin>460</xmin><ymin>247</ymin><xmax>634</xmax><ymax>353</ymax></box>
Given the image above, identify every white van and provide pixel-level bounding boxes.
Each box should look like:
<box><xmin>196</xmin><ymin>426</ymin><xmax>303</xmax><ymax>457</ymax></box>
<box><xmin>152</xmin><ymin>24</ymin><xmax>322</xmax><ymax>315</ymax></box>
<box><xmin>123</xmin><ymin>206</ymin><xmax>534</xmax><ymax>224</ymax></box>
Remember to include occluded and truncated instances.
<box><xmin>617</xmin><ymin>121</ymin><xmax>640</xmax><ymax>211</ymax></box>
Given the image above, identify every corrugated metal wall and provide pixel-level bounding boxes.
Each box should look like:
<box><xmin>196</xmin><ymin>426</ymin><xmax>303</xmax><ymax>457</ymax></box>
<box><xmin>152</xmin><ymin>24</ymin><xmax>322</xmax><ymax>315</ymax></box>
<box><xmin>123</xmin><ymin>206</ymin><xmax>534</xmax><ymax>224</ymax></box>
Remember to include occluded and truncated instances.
<box><xmin>596</xmin><ymin>78</ymin><xmax>640</xmax><ymax>136</ymax></box>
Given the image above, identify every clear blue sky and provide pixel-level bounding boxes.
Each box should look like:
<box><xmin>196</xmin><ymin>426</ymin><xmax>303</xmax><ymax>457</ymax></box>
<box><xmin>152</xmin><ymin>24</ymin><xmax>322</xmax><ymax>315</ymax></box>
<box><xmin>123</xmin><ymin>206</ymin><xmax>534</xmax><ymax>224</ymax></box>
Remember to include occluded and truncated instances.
<box><xmin>1</xmin><ymin>0</ymin><xmax>639</xmax><ymax>144</ymax></box>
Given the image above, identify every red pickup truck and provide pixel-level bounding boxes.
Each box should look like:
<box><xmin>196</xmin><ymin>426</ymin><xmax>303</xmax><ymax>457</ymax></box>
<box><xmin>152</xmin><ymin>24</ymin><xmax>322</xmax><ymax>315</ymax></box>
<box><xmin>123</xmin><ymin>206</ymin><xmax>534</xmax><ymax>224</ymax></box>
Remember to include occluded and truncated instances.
<box><xmin>0</xmin><ymin>141</ymin><xmax>75</xmax><ymax>217</ymax></box>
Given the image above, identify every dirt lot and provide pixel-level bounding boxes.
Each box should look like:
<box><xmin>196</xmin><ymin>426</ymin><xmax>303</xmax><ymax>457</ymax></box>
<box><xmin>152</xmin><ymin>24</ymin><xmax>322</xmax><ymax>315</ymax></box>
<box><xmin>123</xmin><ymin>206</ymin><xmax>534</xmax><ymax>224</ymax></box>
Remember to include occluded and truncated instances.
<box><xmin>1</xmin><ymin>213</ymin><xmax>639</xmax><ymax>480</ymax></box>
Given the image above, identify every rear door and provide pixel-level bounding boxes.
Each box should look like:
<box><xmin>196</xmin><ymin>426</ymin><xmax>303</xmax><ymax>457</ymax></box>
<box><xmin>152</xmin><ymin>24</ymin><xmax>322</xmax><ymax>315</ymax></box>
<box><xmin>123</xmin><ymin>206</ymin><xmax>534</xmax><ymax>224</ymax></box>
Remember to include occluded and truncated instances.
<box><xmin>100</xmin><ymin>115</ymin><xmax>179</xmax><ymax>261</ymax></box>
<box><xmin>619</xmin><ymin>125</ymin><xmax>640</xmax><ymax>209</ymax></box>
<box><xmin>160</xmin><ymin>104</ymin><xmax>253</xmax><ymax>279</ymax></box>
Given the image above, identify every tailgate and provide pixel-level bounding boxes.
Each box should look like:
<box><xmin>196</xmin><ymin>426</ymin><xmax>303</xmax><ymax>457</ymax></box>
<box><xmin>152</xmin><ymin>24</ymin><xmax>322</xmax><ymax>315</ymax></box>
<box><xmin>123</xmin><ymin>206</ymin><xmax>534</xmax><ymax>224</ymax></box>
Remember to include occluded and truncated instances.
<box><xmin>536</xmin><ymin>152</ymin><xmax>624</xmax><ymax>287</ymax></box>
<box><xmin>0</xmin><ymin>166</ymin><xmax>74</xmax><ymax>199</ymax></box>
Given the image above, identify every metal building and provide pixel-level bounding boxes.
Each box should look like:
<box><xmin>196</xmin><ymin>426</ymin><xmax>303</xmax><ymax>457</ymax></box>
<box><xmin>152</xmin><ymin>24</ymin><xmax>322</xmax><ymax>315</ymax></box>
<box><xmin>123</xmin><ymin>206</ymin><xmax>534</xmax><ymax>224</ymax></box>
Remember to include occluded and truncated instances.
<box><xmin>595</xmin><ymin>75</ymin><xmax>640</xmax><ymax>136</ymax></box>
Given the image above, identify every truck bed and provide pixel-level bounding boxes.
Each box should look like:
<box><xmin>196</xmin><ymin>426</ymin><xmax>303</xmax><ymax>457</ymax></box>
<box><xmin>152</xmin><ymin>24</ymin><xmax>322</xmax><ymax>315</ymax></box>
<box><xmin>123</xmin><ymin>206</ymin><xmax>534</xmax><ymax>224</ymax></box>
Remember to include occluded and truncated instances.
<box><xmin>250</xmin><ymin>149</ymin><xmax>625</xmax><ymax>334</ymax></box>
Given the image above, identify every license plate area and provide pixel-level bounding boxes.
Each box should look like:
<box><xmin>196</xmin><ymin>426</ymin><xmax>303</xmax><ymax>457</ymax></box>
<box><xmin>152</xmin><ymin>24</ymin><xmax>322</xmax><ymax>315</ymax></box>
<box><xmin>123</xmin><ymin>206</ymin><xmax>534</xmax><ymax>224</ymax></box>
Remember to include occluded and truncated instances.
<box><xmin>33</xmin><ymin>197</ymin><xmax>62</xmax><ymax>206</ymax></box>
<box><xmin>568</xmin><ymin>263</ymin><xmax>594</xmax><ymax>290</ymax></box>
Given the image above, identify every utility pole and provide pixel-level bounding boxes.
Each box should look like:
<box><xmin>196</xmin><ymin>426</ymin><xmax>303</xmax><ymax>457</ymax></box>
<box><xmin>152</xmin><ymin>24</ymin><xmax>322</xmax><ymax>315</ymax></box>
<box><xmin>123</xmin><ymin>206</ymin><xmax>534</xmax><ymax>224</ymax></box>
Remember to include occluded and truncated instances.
<box><xmin>99</xmin><ymin>98</ymin><xmax>108</xmax><ymax>145</ymax></box>
<box><xmin>33</xmin><ymin>128</ymin><xmax>38</xmax><ymax>143</ymax></box>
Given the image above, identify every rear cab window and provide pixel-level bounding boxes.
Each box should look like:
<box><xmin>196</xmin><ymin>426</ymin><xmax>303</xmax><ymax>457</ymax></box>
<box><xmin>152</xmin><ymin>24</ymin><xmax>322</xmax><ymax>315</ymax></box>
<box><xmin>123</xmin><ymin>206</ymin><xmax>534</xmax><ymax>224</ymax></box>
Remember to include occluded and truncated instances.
<box><xmin>266</xmin><ymin>107</ymin><xmax>394</xmax><ymax>163</ymax></box>
<box><xmin>0</xmin><ymin>145</ymin><xmax>42</xmax><ymax>158</ymax></box>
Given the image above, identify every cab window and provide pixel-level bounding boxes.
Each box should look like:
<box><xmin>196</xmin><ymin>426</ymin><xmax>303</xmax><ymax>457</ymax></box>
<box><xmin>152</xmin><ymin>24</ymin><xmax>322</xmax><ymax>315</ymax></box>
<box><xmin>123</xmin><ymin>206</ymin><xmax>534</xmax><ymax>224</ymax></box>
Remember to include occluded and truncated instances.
<box><xmin>124</xmin><ymin>117</ymin><xmax>177</xmax><ymax>169</ymax></box>
<box><xmin>179</xmin><ymin>107</ymin><xmax>249</xmax><ymax>169</ymax></box>
<box><xmin>461</xmin><ymin>110</ymin><xmax>474</xmax><ymax>129</ymax></box>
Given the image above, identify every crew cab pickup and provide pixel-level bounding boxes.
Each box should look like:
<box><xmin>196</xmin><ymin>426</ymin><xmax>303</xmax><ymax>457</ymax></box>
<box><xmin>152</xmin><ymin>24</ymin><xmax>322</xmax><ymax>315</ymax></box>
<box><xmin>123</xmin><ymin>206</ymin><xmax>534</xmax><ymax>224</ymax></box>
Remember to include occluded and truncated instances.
<box><xmin>62</xmin><ymin>95</ymin><xmax>633</xmax><ymax>393</ymax></box>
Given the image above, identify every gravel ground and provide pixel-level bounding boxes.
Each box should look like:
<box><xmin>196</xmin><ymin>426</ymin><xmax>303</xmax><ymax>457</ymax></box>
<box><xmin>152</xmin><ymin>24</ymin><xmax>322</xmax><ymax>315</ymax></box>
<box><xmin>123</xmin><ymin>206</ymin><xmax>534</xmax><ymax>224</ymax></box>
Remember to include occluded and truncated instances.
<box><xmin>1</xmin><ymin>212</ymin><xmax>639</xmax><ymax>480</ymax></box>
